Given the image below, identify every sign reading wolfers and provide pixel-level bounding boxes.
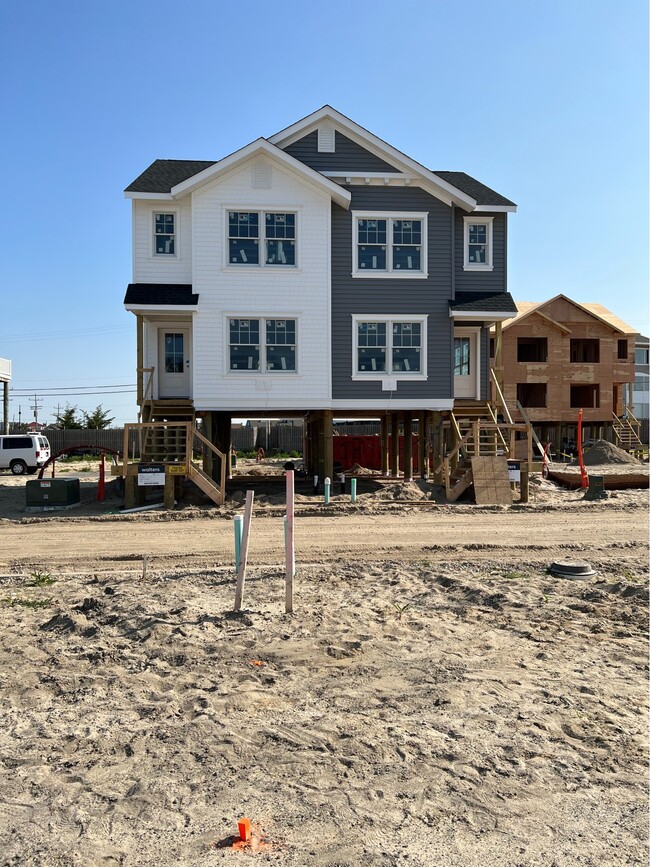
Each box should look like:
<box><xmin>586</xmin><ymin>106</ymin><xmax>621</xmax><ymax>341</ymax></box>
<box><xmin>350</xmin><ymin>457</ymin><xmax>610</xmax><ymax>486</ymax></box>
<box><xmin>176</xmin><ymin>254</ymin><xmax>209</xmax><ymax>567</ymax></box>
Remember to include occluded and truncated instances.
<box><xmin>507</xmin><ymin>460</ymin><xmax>521</xmax><ymax>483</ymax></box>
<box><xmin>138</xmin><ymin>463</ymin><xmax>166</xmax><ymax>486</ymax></box>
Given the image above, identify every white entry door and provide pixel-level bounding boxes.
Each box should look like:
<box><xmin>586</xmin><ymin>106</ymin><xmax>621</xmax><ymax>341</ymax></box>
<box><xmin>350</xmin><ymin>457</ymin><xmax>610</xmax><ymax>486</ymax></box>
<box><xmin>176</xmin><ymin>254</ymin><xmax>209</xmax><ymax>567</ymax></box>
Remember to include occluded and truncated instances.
<box><xmin>158</xmin><ymin>329</ymin><xmax>190</xmax><ymax>398</ymax></box>
<box><xmin>453</xmin><ymin>328</ymin><xmax>480</xmax><ymax>399</ymax></box>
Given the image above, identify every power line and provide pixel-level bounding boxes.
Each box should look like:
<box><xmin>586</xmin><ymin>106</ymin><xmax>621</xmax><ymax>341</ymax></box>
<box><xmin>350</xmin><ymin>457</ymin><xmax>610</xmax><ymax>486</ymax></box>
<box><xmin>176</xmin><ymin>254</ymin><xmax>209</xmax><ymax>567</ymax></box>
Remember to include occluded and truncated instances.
<box><xmin>10</xmin><ymin>384</ymin><xmax>136</xmax><ymax>393</ymax></box>
<box><xmin>10</xmin><ymin>388</ymin><xmax>136</xmax><ymax>397</ymax></box>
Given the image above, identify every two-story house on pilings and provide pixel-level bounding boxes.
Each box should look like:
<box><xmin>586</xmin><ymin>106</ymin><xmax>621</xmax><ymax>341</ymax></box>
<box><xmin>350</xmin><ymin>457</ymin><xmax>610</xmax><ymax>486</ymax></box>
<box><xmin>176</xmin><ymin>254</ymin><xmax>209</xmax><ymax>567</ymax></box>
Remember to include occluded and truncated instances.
<box><xmin>491</xmin><ymin>295</ymin><xmax>638</xmax><ymax>453</ymax></box>
<box><xmin>123</xmin><ymin>106</ymin><xmax>517</xmax><ymax>497</ymax></box>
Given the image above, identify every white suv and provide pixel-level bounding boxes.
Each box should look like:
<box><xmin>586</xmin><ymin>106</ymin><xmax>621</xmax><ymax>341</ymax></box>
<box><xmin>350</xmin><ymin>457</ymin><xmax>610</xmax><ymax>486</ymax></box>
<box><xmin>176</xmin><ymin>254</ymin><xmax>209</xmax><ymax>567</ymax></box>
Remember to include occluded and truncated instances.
<box><xmin>0</xmin><ymin>434</ymin><xmax>51</xmax><ymax>475</ymax></box>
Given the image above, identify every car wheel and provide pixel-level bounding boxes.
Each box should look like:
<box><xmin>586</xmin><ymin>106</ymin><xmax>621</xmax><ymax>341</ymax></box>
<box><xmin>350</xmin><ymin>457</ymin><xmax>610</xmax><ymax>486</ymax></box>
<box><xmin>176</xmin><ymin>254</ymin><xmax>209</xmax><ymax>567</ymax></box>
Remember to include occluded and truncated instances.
<box><xmin>10</xmin><ymin>460</ymin><xmax>28</xmax><ymax>475</ymax></box>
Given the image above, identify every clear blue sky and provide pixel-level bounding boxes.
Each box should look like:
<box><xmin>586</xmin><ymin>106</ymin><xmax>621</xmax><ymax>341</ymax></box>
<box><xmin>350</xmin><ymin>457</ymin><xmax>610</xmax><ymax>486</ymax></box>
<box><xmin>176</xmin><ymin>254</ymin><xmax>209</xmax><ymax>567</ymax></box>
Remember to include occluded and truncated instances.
<box><xmin>1</xmin><ymin>0</ymin><xmax>647</xmax><ymax>426</ymax></box>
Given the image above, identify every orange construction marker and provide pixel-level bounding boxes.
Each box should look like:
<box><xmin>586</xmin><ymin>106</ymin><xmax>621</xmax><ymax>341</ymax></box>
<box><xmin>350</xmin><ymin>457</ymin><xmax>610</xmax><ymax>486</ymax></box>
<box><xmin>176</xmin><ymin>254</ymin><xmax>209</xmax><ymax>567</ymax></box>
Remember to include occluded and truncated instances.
<box><xmin>238</xmin><ymin>817</ymin><xmax>251</xmax><ymax>843</ymax></box>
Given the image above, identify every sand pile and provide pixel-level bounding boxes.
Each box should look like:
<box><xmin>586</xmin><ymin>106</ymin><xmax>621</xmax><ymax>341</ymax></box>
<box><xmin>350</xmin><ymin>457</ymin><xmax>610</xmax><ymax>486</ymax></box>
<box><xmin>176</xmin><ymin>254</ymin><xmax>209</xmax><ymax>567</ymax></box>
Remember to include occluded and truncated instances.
<box><xmin>572</xmin><ymin>440</ymin><xmax>641</xmax><ymax>466</ymax></box>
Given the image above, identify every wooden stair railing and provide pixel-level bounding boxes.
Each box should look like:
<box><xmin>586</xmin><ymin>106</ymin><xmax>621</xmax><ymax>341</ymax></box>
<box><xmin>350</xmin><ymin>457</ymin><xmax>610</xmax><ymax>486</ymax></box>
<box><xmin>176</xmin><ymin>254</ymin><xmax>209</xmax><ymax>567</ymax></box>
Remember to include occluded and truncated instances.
<box><xmin>612</xmin><ymin>412</ymin><xmax>643</xmax><ymax>450</ymax></box>
<box><xmin>120</xmin><ymin>421</ymin><xmax>226</xmax><ymax>506</ymax></box>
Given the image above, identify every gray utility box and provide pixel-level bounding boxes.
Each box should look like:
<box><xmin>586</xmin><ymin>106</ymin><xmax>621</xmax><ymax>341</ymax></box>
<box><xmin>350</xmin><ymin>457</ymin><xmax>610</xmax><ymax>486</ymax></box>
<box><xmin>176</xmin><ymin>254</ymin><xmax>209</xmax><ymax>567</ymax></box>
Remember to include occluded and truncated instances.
<box><xmin>26</xmin><ymin>478</ymin><xmax>81</xmax><ymax>508</ymax></box>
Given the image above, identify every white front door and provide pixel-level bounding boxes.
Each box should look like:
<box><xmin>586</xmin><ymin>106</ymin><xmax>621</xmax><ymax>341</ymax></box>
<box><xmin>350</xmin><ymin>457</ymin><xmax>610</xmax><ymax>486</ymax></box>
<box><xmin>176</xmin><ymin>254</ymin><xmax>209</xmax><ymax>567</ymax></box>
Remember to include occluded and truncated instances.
<box><xmin>158</xmin><ymin>329</ymin><xmax>190</xmax><ymax>398</ymax></box>
<box><xmin>454</xmin><ymin>328</ymin><xmax>480</xmax><ymax>399</ymax></box>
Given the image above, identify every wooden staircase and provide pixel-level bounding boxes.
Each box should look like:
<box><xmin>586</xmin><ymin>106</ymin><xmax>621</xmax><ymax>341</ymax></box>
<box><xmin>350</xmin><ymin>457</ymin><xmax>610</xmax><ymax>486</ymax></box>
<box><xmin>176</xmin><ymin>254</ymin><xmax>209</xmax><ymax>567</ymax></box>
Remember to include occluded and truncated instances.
<box><xmin>612</xmin><ymin>412</ymin><xmax>644</xmax><ymax>451</ymax></box>
<box><xmin>141</xmin><ymin>400</ymin><xmax>195</xmax><ymax>463</ymax></box>
<box><xmin>122</xmin><ymin>420</ymin><xmax>227</xmax><ymax>506</ymax></box>
<box><xmin>447</xmin><ymin>456</ymin><xmax>474</xmax><ymax>502</ymax></box>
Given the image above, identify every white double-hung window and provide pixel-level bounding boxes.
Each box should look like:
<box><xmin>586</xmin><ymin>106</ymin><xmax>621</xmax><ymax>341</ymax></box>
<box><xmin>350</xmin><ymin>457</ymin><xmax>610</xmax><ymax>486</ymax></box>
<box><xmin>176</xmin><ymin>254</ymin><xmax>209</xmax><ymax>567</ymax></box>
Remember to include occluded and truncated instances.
<box><xmin>228</xmin><ymin>318</ymin><xmax>297</xmax><ymax>373</ymax></box>
<box><xmin>228</xmin><ymin>212</ymin><xmax>296</xmax><ymax>267</ymax></box>
<box><xmin>353</xmin><ymin>316</ymin><xmax>427</xmax><ymax>378</ymax></box>
<box><xmin>463</xmin><ymin>216</ymin><xmax>493</xmax><ymax>270</ymax></box>
<box><xmin>352</xmin><ymin>212</ymin><xmax>427</xmax><ymax>277</ymax></box>
<box><xmin>154</xmin><ymin>213</ymin><xmax>176</xmax><ymax>255</ymax></box>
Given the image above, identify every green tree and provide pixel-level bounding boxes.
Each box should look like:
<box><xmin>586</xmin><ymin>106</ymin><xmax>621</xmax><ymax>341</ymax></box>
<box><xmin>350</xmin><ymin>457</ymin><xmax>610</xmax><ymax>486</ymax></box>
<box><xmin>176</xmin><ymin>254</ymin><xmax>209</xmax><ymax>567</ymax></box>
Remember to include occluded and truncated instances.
<box><xmin>55</xmin><ymin>405</ymin><xmax>83</xmax><ymax>429</ymax></box>
<box><xmin>83</xmin><ymin>405</ymin><xmax>115</xmax><ymax>429</ymax></box>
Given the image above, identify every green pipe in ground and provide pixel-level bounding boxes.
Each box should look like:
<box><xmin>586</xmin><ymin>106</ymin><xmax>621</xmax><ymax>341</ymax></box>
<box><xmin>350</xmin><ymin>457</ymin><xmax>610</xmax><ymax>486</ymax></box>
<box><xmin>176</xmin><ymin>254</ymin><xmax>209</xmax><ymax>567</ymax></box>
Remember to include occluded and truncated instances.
<box><xmin>234</xmin><ymin>515</ymin><xmax>243</xmax><ymax>571</ymax></box>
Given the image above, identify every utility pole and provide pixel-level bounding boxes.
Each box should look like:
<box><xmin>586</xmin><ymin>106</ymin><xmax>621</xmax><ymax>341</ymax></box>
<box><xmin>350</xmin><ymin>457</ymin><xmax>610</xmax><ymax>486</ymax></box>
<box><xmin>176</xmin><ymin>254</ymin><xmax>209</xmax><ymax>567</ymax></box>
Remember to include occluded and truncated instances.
<box><xmin>30</xmin><ymin>394</ymin><xmax>42</xmax><ymax>426</ymax></box>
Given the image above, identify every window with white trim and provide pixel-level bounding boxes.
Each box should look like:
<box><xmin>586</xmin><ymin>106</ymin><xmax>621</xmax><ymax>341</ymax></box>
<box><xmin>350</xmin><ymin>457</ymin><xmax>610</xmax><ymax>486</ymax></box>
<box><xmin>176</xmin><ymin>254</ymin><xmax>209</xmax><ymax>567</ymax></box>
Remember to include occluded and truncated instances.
<box><xmin>463</xmin><ymin>216</ymin><xmax>493</xmax><ymax>271</ymax></box>
<box><xmin>352</xmin><ymin>212</ymin><xmax>427</xmax><ymax>276</ymax></box>
<box><xmin>354</xmin><ymin>317</ymin><xmax>426</xmax><ymax>376</ymax></box>
<box><xmin>228</xmin><ymin>211</ymin><xmax>296</xmax><ymax>266</ymax></box>
<box><xmin>154</xmin><ymin>213</ymin><xmax>176</xmax><ymax>255</ymax></box>
<box><xmin>229</xmin><ymin>318</ymin><xmax>297</xmax><ymax>372</ymax></box>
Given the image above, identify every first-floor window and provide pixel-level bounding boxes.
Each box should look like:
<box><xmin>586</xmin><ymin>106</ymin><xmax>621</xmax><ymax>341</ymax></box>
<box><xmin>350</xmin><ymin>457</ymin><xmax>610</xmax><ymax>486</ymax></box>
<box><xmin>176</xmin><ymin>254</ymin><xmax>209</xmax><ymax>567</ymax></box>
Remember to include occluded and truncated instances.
<box><xmin>229</xmin><ymin>318</ymin><xmax>296</xmax><ymax>372</ymax></box>
<box><xmin>355</xmin><ymin>319</ymin><xmax>424</xmax><ymax>375</ymax></box>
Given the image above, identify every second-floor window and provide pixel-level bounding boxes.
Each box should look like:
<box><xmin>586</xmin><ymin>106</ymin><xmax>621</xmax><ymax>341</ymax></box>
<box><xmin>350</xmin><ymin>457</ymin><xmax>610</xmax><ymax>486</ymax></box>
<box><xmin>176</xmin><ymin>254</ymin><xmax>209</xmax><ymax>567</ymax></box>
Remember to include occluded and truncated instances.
<box><xmin>463</xmin><ymin>216</ymin><xmax>493</xmax><ymax>271</ymax></box>
<box><xmin>352</xmin><ymin>212</ymin><xmax>427</xmax><ymax>277</ymax></box>
<box><xmin>228</xmin><ymin>212</ymin><xmax>296</xmax><ymax>267</ymax></box>
<box><xmin>229</xmin><ymin>318</ymin><xmax>297</xmax><ymax>372</ymax></box>
<box><xmin>154</xmin><ymin>213</ymin><xmax>175</xmax><ymax>255</ymax></box>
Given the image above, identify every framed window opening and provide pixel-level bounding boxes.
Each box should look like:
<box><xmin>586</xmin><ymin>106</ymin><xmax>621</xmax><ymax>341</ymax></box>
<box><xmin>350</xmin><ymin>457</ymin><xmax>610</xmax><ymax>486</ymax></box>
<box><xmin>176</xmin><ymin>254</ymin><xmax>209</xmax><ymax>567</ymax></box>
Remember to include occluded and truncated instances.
<box><xmin>463</xmin><ymin>216</ymin><xmax>493</xmax><ymax>271</ymax></box>
<box><xmin>617</xmin><ymin>339</ymin><xmax>629</xmax><ymax>360</ymax></box>
<box><xmin>228</xmin><ymin>317</ymin><xmax>298</xmax><ymax>373</ymax></box>
<box><xmin>352</xmin><ymin>212</ymin><xmax>428</xmax><ymax>278</ymax></box>
<box><xmin>517</xmin><ymin>337</ymin><xmax>548</xmax><ymax>362</ymax></box>
<box><xmin>516</xmin><ymin>382</ymin><xmax>547</xmax><ymax>407</ymax></box>
<box><xmin>570</xmin><ymin>339</ymin><xmax>600</xmax><ymax>363</ymax></box>
<box><xmin>352</xmin><ymin>315</ymin><xmax>427</xmax><ymax>379</ymax></box>
<box><xmin>570</xmin><ymin>384</ymin><xmax>600</xmax><ymax>408</ymax></box>
<box><xmin>154</xmin><ymin>212</ymin><xmax>177</xmax><ymax>256</ymax></box>
<box><xmin>227</xmin><ymin>211</ymin><xmax>297</xmax><ymax>268</ymax></box>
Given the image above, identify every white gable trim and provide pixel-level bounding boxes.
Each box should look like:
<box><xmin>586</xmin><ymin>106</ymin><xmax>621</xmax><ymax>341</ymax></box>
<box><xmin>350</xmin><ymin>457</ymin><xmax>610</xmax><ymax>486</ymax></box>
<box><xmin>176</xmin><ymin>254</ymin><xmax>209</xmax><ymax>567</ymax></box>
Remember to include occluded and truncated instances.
<box><xmin>269</xmin><ymin>106</ymin><xmax>478</xmax><ymax>211</ymax></box>
<box><xmin>169</xmin><ymin>138</ymin><xmax>351</xmax><ymax>209</ymax></box>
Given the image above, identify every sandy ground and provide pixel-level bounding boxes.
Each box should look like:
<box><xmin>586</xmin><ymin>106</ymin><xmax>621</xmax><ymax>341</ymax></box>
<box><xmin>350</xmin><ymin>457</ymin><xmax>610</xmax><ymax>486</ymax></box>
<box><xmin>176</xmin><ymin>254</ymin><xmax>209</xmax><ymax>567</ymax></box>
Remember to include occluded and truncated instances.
<box><xmin>0</xmin><ymin>459</ymin><xmax>648</xmax><ymax>865</ymax></box>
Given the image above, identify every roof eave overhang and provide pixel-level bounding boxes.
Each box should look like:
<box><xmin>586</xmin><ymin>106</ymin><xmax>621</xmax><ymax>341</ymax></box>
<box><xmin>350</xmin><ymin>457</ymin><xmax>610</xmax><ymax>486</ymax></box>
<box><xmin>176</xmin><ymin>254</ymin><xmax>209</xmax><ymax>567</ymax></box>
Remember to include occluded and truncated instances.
<box><xmin>124</xmin><ymin>304</ymin><xmax>198</xmax><ymax>314</ymax></box>
<box><xmin>124</xmin><ymin>191</ymin><xmax>174</xmax><ymax>200</ymax></box>
<box><xmin>450</xmin><ymin>310</ymin><xmax>517</xmax><ymax>321</ymax></box>
<box><xmin>474</xmin><ymin>204</ymin><xmax>517</xmax><ymax>213</ymax></box>
<box><xmin>168</xmin><ymin>138</ymin><xmax>351</xmax><ymax>209</ymax></box>
<box><xmin>269</xmin><ymin>107</ymin><xmax>478</xmax><ymax>211</ymax></box>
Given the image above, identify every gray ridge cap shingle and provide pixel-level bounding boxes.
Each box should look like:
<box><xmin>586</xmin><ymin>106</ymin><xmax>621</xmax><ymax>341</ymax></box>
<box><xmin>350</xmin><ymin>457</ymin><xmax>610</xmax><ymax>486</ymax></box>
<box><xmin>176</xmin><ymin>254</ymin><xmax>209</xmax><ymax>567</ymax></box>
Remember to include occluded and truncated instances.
<box><xmin>125</xmin><ymin>160</ymin><xmax>217</xmax><ymax>193</ymax></box>
<box><xmin>450</xmin><ymin>292</ymin><xmax>518</xmax><ymax>313</ymax></box>
<box><xmin>433</xmin><ymin>171</ymin><xmax>516</xmax><ymax>207</ymax></box>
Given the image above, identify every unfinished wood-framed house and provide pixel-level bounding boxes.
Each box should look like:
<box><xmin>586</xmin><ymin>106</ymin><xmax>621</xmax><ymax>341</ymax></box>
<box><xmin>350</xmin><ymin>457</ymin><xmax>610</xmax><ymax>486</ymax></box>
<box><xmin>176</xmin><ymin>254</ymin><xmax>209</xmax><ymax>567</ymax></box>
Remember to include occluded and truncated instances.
<box><xmin>490</xmin><ymin>295</ymin><xmax>640</xmax><ymax>453</ymax></box>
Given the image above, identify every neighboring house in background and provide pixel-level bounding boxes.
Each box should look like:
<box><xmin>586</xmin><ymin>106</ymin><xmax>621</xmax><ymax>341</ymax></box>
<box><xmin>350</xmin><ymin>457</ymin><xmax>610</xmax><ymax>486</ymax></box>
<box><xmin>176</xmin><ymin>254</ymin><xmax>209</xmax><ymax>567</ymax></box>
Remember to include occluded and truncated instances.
<box><xmin>123</xmin><ymin>105</ymin><xmax>518</xmax><ymax>485</ymax></box>
<box><xmin>0</xmin><ymin>355</ymin><xmax>11</xmax><ymax>435</ymax></box>
<box><xmin>490</xmin><ymin>295</ymin><xmax>638</xmax><ymax>450</ymax></box>
<box><xmin>633</xmin><ymin>334</ymin><xmax>649</xmax><ymax>442</ymax></box>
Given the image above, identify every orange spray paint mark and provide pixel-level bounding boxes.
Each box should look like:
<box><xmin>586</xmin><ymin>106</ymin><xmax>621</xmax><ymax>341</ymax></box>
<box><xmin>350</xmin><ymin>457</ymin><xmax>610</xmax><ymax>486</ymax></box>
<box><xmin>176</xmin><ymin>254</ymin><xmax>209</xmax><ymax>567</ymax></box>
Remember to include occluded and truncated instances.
<box><xmin>249</xmin><ymin>660</ymin><xmax>265</xmax><ymax>667</ymax></box>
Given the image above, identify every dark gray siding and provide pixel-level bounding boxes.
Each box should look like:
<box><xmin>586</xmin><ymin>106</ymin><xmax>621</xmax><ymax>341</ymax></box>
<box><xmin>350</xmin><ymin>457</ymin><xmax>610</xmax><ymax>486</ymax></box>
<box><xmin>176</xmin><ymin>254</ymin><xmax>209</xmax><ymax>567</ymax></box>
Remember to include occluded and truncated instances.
<box><xmin>331</xmin><ymin>186</ymin><xmax>454</xmax><ymax>401</ymax></box>
<box><xmin>284</xmin><ymin>131</ymin><xmax>401</xmax><ymax>174</ymax></box>
<box><xmin>453</xmin><ymin>210</ymin><xmax>507</xmax><ymax>295</ymax></box>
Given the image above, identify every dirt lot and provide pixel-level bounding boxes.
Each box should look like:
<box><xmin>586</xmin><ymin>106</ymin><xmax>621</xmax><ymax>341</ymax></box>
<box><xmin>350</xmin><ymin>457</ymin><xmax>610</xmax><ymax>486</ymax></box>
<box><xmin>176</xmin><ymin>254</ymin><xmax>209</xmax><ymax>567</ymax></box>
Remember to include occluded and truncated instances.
<box><xmin>0</xmin><ymin>461</ymin><xmax>647</xmax><ymax>865</ymax></box>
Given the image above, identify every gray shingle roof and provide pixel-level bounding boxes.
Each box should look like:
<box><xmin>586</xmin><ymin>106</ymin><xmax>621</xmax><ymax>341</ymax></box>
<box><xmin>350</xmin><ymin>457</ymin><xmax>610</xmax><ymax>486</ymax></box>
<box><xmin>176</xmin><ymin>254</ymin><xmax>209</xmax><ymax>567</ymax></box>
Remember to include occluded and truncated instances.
<box><xmin>124</xmin><ymin>284</ymin><xmax>198</xmax><ymax>306</ymax></box>
<box><xmin>450</xmin><ymin>292</ymin><xmax>518</xmax><ymax>313</ymax></box>
<box><xmin>126</xmin><ymin>160</ymin><xmax>515</xmax><ymax>207</ymax></box>
<box><xmin>125</xmin><ymin>160</ymin><xmax>216</xmax><ymax>193</ymax></box>
<box><xmin>434</xmin><ymin>171</ymin><xmax>516</xmax><ymax>207</ymax></box>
